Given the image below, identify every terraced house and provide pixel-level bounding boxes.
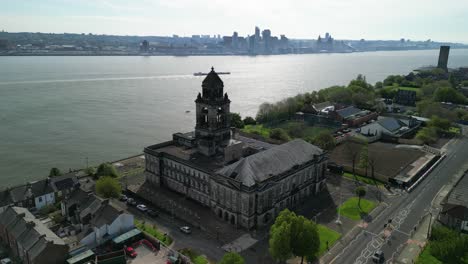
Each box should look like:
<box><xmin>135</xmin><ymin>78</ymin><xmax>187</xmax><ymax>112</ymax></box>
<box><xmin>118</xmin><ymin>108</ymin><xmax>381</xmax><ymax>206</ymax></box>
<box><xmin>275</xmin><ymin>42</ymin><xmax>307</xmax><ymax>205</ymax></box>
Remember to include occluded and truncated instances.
<box><xmin>144</xmin><ymin>68</ymin><xmax>328</xmax><ymax>229</ymax></box>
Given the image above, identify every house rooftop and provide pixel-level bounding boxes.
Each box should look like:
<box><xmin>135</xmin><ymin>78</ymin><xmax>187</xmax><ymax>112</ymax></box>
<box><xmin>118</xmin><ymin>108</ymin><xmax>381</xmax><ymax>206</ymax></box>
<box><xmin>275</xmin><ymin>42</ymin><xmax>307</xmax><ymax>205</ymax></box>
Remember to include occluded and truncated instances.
<box><xmin>446</xmin><ymin>172</ymin><xmax>468</xmax><ymax>207</ymax></box>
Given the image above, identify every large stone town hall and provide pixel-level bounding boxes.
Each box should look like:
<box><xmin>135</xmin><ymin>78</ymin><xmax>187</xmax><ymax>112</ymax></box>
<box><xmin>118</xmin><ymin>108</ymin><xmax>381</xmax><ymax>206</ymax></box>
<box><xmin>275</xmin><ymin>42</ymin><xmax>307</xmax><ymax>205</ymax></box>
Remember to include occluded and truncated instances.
<box><xmin>144</xmin><ymin>68</ymin><xmax>328</xmax><ymax>229</ymax></box>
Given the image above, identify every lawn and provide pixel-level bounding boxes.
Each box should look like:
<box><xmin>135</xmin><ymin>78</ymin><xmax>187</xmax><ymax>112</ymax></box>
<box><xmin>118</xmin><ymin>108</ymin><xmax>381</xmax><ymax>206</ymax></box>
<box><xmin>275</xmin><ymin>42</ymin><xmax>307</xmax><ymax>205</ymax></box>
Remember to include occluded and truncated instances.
<box><xmin>242</xmin><ymin>124</ymin><xmax>271</xmax><ymax>138</ymax></box>
<box><xmin>317</xmin><ymin>224</ymin><xmax>341</xmax><ymax>256</ymax></box>
<box><xmin>343</xmin><ymin>172</ymin><xmax>385</xmax><ymax>187</ymax></box>
<box><xmin>338</xmin><ymin>197</ymin><xmax>377</xmax><ymax>221</ymax></box>
<box><xmin>179</xmin><ymin>248</ymin><xmax>210</xmax><ymax>264</ymax></box>
<box><xmin>242</xmin><ymin>122</ymin><xmax>332</xmax><ymax>141</ymax></box>
<box><xmin>134</xmin><ymin>219</ymin><xmax>173</xmax><ymax>246</ymax></box>
<box><xmin>416</xmin><ymin>245</ymin><xmax>442</xmax><ymax>264</ymax></box>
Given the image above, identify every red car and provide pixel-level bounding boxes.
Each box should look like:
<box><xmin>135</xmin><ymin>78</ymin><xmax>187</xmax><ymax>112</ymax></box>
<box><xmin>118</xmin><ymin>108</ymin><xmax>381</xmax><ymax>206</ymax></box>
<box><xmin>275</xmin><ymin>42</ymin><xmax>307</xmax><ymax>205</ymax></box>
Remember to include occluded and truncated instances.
<box><xmin>125</xmin><ymin>246</ymin><xmax>138</xmax><ymax>258</ymax></box>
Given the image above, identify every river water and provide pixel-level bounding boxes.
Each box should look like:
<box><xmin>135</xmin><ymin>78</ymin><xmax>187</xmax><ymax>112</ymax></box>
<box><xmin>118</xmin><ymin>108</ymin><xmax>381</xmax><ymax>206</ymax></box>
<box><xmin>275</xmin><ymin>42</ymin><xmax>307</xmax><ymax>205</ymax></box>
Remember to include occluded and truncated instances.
<box><xmin>1</xmin><ymin>49</ymin><xmax>468</xmax><ymax>186</ymax></box>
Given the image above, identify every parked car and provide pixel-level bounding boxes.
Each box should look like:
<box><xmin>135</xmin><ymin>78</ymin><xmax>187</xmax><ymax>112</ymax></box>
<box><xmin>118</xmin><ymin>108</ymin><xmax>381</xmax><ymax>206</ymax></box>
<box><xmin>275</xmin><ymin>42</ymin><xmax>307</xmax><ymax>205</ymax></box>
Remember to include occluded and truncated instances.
<box><xmin>372</xmin><ymin>250</ymin><xmax>384</xmax><ymax>263</ymax></box>
<box><xmin>179</xmin><ymin>226</ymin><xmax>191</xmax><ymax>234</ymax></box>
<box><xmin>125</xmin><ymin>246</ymin><xmax>137</xmax><ymax>258</ymax></box>
<box><xmin>137</xmin><ymin>204</ymin><xmax>148</xmax><ymax>212</ymax></box>
<box><xmin>147</xmin><ymin>209</ymin><xmax>159</xmax><ymax>217</ymax></box>
<box><xmin>127</xmin><ymin>198</ymin><xmax>137</xmax><ymax>206</ymax></box>
<box><xmin>0</xmin><ymin>258</ymin><xmax>12</xmax><ymax>264</ymax></box>
<box><xmin>119</xmin><ymin>194</ymin><xmax>128</xmax><ymax>201</ymax></box>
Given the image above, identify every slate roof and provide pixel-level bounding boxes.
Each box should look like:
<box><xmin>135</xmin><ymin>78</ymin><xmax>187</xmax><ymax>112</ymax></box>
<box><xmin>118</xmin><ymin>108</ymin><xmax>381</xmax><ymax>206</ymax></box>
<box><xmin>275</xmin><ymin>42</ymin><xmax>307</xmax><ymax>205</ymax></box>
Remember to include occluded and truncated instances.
<box><xmin>9</xmin><ymin>185</ymin><xmax>33</xmax><ymax>203</ymax></box>
<box><xmin>217</xmin><ymin>139</ymin><xmax>323</xmax><ymax>187</ymax></box>
<box><xmin>377</xmin><ymin>117</ymin><xmax>405</xmax><ymax>132</ymax></box>
<box><xmin>50</xmin><ymin>174</ymin><xmax>78</xmax><ymax>192</ymax></box>
<box><xmin>336</xmin><ymin>106</ymin><xmax>362</xmax><ymax>119</ymax></box>
<box><xmin>0</xmin><ymin>207</ymin><xmax>66</xmax><ymax>261</ymax></box>
<box><xmin>0</xmin><ymin>190</ymin><xmax>13</xmax><ymax>208</ymax></box>
<box><xmin>30</xmin><ymin>179</ymin><xmax>54</xmax><ymax>197</ymax></box>
<box><xmin>90</xmin><ymin>202</ymin><xmax>122</xmax><ymax>227</ymax></box>
<box><xmin>447</xmin><ymin>173</ymin><xmax>468</xmax><ymax>207</ymax></box>
<box><xmin>202</xmin><ymin>67</ymin><xmax>224</xmax><ymax>87</ymax></box>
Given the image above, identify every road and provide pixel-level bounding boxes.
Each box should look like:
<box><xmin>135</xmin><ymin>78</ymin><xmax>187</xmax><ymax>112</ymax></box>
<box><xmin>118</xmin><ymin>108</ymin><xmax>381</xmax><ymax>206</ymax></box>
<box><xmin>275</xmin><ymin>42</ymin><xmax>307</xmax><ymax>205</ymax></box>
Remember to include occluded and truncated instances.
<box><xmin>332</xmin><ymin>136</ymin><xmax>468</xmax><ymax>264</ymax></box>
<box><xmin>114</xmin><ymin>197</ymin><xmax>227</xmax><ymax>261</ymax></box>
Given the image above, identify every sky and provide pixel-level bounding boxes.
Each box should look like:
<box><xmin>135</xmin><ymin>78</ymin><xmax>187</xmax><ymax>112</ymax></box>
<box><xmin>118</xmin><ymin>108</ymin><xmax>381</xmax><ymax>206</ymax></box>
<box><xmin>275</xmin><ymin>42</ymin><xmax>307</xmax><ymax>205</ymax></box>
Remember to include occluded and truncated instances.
<box><xmin>1</xmin><ymin>0</ymin><xmax>468</xmax><ymax>43</ymax></box>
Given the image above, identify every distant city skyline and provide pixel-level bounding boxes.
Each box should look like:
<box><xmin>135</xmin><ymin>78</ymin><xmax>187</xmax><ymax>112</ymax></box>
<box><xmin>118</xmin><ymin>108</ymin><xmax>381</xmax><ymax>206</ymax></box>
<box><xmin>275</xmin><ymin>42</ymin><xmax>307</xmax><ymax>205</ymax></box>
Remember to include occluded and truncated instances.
<box><xmin>1</xmin><ymin>0</ymin><xmax>468</xmax><ymax>43</ymax></box>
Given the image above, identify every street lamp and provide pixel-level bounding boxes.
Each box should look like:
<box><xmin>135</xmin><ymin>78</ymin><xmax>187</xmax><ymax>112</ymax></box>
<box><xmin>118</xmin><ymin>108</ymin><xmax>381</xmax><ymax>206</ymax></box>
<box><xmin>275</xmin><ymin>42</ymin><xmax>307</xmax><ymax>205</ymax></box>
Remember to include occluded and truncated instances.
<box><xmin>427</xmin><ymin>212</ymin><xmax>433</xmax><ymax>239</ymax></box>
<box><xmin>335</xmin><ymin>182</ymin><xmax>342</xmax><ymax>225</ymax></box>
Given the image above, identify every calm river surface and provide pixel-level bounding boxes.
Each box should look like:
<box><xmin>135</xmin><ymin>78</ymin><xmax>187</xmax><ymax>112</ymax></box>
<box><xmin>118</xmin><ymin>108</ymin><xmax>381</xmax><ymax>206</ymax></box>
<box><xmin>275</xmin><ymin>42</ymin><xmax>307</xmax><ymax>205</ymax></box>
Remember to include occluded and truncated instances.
<box><xmin>1</xmin><ymin>49</ymin><xmax>468</xmax><ymax>186</ymax></box>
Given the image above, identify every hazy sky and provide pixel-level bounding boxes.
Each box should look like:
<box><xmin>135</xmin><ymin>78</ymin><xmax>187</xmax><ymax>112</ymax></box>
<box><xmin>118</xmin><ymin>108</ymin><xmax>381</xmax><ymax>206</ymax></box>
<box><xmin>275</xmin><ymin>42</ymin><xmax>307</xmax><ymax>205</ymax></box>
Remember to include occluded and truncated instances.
<box><xmin>1</xmin><ymin>0</ymin><xmax>467</xmax><ymax>43</ymax></box>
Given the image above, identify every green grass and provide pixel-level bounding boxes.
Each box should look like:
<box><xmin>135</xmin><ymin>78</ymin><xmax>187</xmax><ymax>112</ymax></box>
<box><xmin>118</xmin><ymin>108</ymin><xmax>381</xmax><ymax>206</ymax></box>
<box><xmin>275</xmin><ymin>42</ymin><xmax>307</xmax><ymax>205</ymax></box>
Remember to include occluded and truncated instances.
<box><xmin>449</xmin><ymin>127</ymin><xmax>461</xmax><ymax>134</ymax></box>
<box><xmin>242</xmin><ymin>122</ymin><xmax>332</xmax><ymax>141</ymax></box>
<box><xmin>317</xmin><ymin>224</ymin><xmax>341</xmax><ymax>256</ymax></box>
<box><xmin>343</xmin><ymin>172</ymin><xmax>385</xmax><ymax>186</ymax></box>
<box><xmin>338</xmin><ymin>197</ymin><xmax>377</xmax><ymax>221</ymax></box>
<box><xmin>416</xmin><ymin>245</ymin><xmax>442</xmax><ymax>264</ymax></box>
<box><xmin>179</xmin><ymin>248</ymin><xmax>209</xmax><ymax>264</ymax></box>
<box><xmin>242</xmin><ymin>124</ymin><xmax>271</xmax><ymax>138</ymax></box>
<box><xmin>134</xmin><ymin>219</ymin><xmax>173</xmax><ymax>246</ymax></box>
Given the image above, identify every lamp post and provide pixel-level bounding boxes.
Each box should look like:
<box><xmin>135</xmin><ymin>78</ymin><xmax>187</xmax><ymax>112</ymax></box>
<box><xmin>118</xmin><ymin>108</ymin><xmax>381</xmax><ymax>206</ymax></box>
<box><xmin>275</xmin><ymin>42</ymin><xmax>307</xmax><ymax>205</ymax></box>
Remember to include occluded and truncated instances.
<box><xmin>427</xmin><ymin>212</ymin><xmax>433</xmax><ymax>239</ymax></box>
<box><xmin>335</xmin><ymin>183</ymin><xmax>342</xmax><ymax>225</ymax></box>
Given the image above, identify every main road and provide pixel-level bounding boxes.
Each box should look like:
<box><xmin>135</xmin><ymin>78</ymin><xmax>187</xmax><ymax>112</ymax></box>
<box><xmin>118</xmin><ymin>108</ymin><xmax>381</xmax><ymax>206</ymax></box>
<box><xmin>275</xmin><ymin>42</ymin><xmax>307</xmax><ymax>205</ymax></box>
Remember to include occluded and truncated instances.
<box><xmin>332</xmin><ymin>135</ymin><xmax>468</xmax><ymax>264</ymax></box>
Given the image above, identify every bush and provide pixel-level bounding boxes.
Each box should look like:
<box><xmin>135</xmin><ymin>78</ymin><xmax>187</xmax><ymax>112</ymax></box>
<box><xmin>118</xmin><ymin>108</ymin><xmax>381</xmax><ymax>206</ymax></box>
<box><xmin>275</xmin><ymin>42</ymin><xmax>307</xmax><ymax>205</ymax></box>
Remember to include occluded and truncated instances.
<box><xmin>416</xmin><ymin>127</ymin><xmax>438</xmax><ymax>144</ymax></box>
<box><xmin>95</xmin><ymin>163</ymin><xmax>119</xmax><ymax>178</ymax></box>
<box><xmin>49</xmin><ymin>167</ymin><xmax>62</xmax><ymax>177</ymax></box>
<box><xmin>269</xmin><ymin>128</ymin><xmax>290</xmax><ymax>141</ymax></box>
<box><xmin>95</xmin><ymin>176</ymin><xmax>122</xmax><ymax>198</ymax></box>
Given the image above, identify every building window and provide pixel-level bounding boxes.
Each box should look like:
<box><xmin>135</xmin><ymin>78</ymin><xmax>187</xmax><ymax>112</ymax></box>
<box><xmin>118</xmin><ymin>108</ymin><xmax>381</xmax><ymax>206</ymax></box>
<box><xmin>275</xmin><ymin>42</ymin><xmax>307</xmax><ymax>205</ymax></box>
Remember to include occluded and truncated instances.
<box><xmin>38</xmin><ymin>197</ymin><xmax>43</xmax><ymax>202</ymax></box>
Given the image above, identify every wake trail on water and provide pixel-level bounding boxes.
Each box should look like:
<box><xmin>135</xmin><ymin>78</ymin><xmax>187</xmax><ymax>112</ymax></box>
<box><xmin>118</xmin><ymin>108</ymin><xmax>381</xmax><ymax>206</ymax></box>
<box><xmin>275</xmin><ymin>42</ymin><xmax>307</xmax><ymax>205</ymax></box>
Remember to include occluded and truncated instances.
<box><xmin>0</xmin><ymin>74</ymin><xmax>198</xmax><ymax>85</ymax></box>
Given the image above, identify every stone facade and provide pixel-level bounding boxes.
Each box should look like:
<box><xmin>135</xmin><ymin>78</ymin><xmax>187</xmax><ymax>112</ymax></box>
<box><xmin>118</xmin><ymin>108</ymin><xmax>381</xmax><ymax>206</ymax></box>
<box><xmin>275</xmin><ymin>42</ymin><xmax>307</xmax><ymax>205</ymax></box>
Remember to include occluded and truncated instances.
<box><xmin>144</xmin><ymin>68</ymin><xmax>327</xmax><ymax>229</ymax></box>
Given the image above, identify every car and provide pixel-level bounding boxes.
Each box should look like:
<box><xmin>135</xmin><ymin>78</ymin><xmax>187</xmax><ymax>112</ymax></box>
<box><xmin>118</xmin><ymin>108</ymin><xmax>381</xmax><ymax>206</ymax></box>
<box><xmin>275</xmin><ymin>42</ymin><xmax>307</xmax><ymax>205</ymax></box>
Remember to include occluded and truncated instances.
<box><xmin>342</xmin><ymin>128</ymin><xmax>351</xmax><ymax>133</ymax></box>
<box><xmin>137</xmin><ymin>204</ymin><xmax>148</xmax><ymax>212</ymax></box>
<box><xmin>125</xmin><ymin>246</ymin><xmax>138</xmax><ymax>258</ymax></box>
<box><xmin>372</xmin><ymin>250</ymin><xmax>384</xmax><ymax>263</ymax></box>
<box><xmin>126</xmin><ymin>198</ymin><xmax>137</xmax><ymax>206</ymax></box>
<box><xmin>147</xmin><ymin>209</ymin><xmax>159</xmax><ymax>217</ymax></box>
<box><xmin>179</xmin><ymin>226</ymin><xmax>191</xmax><ymax>234</ymax></box>
<box><xmin>0</xmin><ymin>258</ymin><xmax>12</xmax><ymax>264</ymax></box>
<box><xmin>119</xmin><ymin>194</ymin><xmax>128</xmax><ymax>201</ymax></box>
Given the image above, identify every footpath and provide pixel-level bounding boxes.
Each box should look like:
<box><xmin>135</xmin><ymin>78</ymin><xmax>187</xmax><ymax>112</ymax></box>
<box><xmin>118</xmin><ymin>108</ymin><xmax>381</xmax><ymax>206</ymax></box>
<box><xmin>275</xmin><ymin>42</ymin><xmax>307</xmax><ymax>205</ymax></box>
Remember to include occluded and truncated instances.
<box><xmin>394</xmin><ymin>162</ymin><xmax>468</xmax><ymax>263</ymax></box>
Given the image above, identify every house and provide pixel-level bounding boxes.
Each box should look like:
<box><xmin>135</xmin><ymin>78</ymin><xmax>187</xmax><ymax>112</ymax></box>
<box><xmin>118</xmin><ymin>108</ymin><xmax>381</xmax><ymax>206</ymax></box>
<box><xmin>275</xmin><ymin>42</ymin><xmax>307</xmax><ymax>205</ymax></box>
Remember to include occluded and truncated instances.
<box><xmin>439</xmin><ymin>173</ymin><xmax>468</xmax><ymax>232</ymax></box>
<box><xmin>0</xmin><ymin>174</ymin><xmax>79</xmax><ymax>212</ymax></box>
<box><xmin>395</xmin><ymin>89</ymin><xmax>417</xmax><ymax>106</ymax></box>
<box><xmin>0</xmin><ymin>206</ymin><xmax>68</xmax><ymax>264</ymax></box>
<box><xmin>79</xmin><ymin>200</ymin><xmax>133</xmax><ymax>248</ymax></box>
<box><xmin>62</xmin><ymin>189</ymin><xmax>134</xmax><ymax>249</ymax></box>
<box><xmin>50</xmin><ymin>174</ymin><xmax>79</xmax><ymax>199</ymax></box>
<box><xmin>7</xmin><ymin>180</ymin><xmax>55</xmax><ymax>210</ymax></box>
<box><xmin>359</xmin><ymin>116</ymin><xmax>421</xmax><ymax>141</ymax></box>
<box><xmin>332</xmin><ymin>106</ymin><xmax>378</xmax><ymax>127</ymax></box>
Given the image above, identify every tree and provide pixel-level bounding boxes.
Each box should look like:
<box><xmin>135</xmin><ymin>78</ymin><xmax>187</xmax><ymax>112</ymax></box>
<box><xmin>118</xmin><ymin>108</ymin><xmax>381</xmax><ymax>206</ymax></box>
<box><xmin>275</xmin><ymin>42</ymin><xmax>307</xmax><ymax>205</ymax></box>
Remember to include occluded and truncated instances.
<box><xmin>358</xmin><ymin>142</ymin><xmax>369</xmax><ymax>177</ymax></box>
<box><xmin>311</xmin><ymin>131</ymin><xmax>336</xmax><ymax>151</ymax></box>
<box><xmin>95</xmin><ymin>176</ymin><xmax>122</xmax><ymax>198</ymax></box>
<box><xmin>95</xmin><ymin>163</ymin><xmax>119</xmax><ymax>178</ymax></box>
<box><xmin>243</xmin><ymin>116</ymin><xmax>256</xmax><ymax>126</ymax></box>
<box><xmin>355</xmin><ymin>186</ymin><xmax>366</xmax><ymax>210</ymax></box>
<box><xmin>270</xmin><ymin>128</ymin><xmax>290</xmax><ymax>141</ymax></box>
<box><xmin>434</xmin><ymin>87</ymin><xmax>466</xmax><ymax>104</ymax></box>
<box><xmin>428</xmin><ymin>116</ymin><xmax>451</xmax><ymax>132</ymax></box>
<box><xmin>84</xmin><ymin>166</ymin><xmax>96</xmax><ymax>176</ymax></box>
<box><xmin>344</xmin><ymin>140</ymin><xmax>362</xmax><ymax>183</ymax></box>
<box><xmin>218</xmin><ymin>252</ymin><xmax>245</xmax><ymax>264</ymax></box>
<box><xmin>230</xmin><ymin>113</ymin><xmax>245</xmax><ymax>129</ymax></box>
<box><xmin>49</xmin><ymin>167</ymin><xmax>62</xmax><ymax>177</ymax></box>
<box><xmin>416</xmin><ymin>127</ymin><xmax>438</xmax><ymax>144</ymax></box>
<box><xmin>269</xmin><ymin>209</ymin><xmax>320</xmax><ymax>264</ymax></box>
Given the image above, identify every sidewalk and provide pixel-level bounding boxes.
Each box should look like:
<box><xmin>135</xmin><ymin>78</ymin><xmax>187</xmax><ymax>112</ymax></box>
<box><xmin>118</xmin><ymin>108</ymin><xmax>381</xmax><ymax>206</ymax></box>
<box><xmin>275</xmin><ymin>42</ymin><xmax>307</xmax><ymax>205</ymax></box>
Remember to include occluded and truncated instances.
<box><xmin>395</xmin><ymin>162</ymin><xmax>468</xmax><ymax>264</ymax></box>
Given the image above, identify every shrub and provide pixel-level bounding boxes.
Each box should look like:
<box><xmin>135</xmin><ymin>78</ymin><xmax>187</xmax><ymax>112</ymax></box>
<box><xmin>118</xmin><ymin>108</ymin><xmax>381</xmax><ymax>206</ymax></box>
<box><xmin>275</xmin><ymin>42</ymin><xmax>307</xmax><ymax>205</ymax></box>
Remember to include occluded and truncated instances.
<box><xmin>270</xmin><ymin>128</ymin><xmax>290</xmax><ymax>141</ymax></box>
